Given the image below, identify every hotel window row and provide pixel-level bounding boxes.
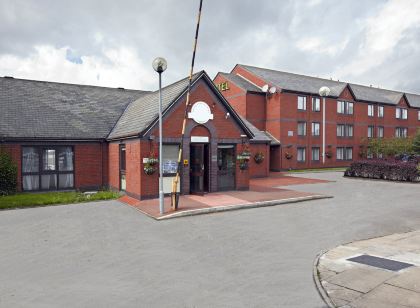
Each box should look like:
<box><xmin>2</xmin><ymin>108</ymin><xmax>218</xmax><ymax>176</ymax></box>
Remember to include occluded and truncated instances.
<box><xmin>337</xmin><ymin>124</ymin><xmax>353</xmax><ymax>137</ymax></box>
<box><xmin>297</xmin><ymin>122</ymin><xmax>321</xmax><ymax>136</ymax></box>
<box><xmin>297</xmin><ymin>96</ymin><xmax>321</xmax><ymax>112</ymax></box>
<box><xmin>296</xmin><ymin>147</ymin><xmax>352</xmax><ymax>162</ymax></box>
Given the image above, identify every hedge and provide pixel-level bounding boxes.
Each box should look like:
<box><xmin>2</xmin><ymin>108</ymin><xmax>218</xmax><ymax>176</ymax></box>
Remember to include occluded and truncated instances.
<box><xmin>345</xmin><ymin>159</ymin><xmax>419</xmax><ymax>182</ymax></box>
<box><xmin>0</xmin><ymin>150</ymin><xmax>18</xmax><ymax>195</ymax></box>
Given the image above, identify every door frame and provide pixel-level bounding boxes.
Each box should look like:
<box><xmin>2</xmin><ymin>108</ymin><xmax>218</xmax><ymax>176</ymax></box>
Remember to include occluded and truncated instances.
<box><xmin>216</xmin><ymin>144</ymin><xmax>236</xmax><ymax>192</ymax></box>
<box><xmin>189</xmin><ymin>143</ymin><xmax>210</xmax><ymax>195</ymax></box>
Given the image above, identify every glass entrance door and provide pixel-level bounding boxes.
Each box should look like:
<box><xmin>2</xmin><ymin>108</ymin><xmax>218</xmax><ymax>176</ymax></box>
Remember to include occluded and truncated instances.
<box><xmin>217</xmin><ymin>145</ymin><xmax>235</xmax><ymax>191</ymax></box>
<box><xmin>190</xmin><ymin>144</ymin><xmax>209</xmax><ymax>194</ymax></box>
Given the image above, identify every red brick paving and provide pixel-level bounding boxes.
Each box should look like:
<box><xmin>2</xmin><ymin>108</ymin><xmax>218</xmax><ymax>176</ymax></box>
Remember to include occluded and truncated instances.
<box><xmin>119</xmin><ymin>173</ymin><xmax>329</xmax><ymax>219</ymax></box>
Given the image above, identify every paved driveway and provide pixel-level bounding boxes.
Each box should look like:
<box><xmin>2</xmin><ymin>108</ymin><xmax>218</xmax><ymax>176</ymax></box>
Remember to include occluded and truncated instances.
<box><xmin>1</xmin><ymin>172</ymin><xmax>419</xmax><ymax>307</ymax></box>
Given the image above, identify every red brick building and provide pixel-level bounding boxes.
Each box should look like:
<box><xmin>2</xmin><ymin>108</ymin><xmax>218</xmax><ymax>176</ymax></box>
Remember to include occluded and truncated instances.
<box><xmin>0</xmin><ymin>71</ymin><xmax>271</xmax><ymax>199</ymax></box>
<box><xmin>214</xmin><ymin>64</ymin><xmax>420</xmax><ymax>171</ymax></box>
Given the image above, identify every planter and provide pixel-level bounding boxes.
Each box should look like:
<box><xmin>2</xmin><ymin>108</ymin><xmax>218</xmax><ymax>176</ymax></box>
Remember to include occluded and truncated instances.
<box><xmin>144</xmin><ymin>165</ymin><xmax>156</xmax><ymax>175</ymax></box>
<box><xmin>285</xmin><ymin>152</ymin><xmax>293</xmax><ymax>160</ymax></box>
<box><xmin>254</xmin><ymin>152</ymin><xmax>265</xmax><ymax>164</ymax></box>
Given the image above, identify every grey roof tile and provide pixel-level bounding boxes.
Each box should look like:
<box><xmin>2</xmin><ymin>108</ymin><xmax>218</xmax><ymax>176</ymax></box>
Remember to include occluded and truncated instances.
<box><xmin>239</xmin><ymin>116</ymin><xmax>272</xmax><ymax>144</ymax></box>
<box><xmin>108</xmin><ymin>72</ymin><xmax>202</xmax><ymax>139</ymax></box>
<box><xmin>349</xmin><ymin>83</ymin><xmax>403</xmax><ymax>105</ymax></box>
<box><xmin>0</xmin><ymin>77</ymin><xmax>148</xmax><ymax>139</ymax></box>
<box><xmin>405</xmin><ymin>93</ymin><xmax>420</xmax><ymax>108</ymax></box>
<box><xmin>239</xmin><ymin>64</ymin><xmax>347</xmax><ymax>97</ymax></box>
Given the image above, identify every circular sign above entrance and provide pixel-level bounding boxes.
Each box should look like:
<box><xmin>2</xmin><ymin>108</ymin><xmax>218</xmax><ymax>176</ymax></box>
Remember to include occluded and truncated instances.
<box><xmin>188</xmin><ymin>101</ymin><xmax>214</xmax><ymax>124</ymax></box>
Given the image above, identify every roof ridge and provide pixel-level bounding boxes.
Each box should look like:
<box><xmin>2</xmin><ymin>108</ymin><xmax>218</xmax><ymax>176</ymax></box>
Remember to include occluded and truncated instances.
<box><xmin>0</xmin><ymin>76</ymin><xmax>148</xmax><ymax>93</ymax></box>
<box><xmin>238</xmin><ymin>64</ymin><xmax>346</xmax><ymax>84</ymax></box>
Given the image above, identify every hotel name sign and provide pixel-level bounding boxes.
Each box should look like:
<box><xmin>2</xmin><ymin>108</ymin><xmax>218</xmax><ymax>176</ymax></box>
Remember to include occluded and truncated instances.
<box><xmin>216</xmin><ymin>81</ymin><xmax>230</xmax><ymax>91</ymax></box>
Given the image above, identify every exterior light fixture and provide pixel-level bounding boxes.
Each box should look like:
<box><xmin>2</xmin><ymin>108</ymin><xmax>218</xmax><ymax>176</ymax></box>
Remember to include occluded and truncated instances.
<box><xmin>319</xmin><ymin>86</ymin><xmax>331</xmax><ymax>164</ymax></box>
<box><xmin>152</xmin><ymin>57</ymin><xmax>167</xmax><ymax>215</ymax></box>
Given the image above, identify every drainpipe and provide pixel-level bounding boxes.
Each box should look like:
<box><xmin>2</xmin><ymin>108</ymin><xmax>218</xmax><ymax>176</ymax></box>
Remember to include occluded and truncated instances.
<box><xmin>319</xmin><ymin>87</ymin><xmax>331</xmax><ymax>164</ymax></box>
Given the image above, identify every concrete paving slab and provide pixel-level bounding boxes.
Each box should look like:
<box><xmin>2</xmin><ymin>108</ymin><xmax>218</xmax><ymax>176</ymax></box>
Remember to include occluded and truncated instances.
<box><xmin>326</xmin><ymin>267</ymin><xmax>395</xmax><ymax>293</ymax></box>
<box><xmin>385</xmin><ymin>267</ymin><xmax>420</xmax><ymax>293</ymax></box>
<box><xmin>352</xmin><ymin>284</ymin><xmax>420</xmax><ymax>308</ymax></box>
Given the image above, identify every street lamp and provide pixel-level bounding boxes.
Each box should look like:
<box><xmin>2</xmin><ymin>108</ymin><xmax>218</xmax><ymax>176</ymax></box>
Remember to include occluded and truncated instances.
<box><xmin>152</xmin><ymin>57</ymin><xmax>167</xmax><ymax>214</ymax></box>
<box><xmin>319</xmin><ymin>86</ymin><xmax>331</xmax><ymax>164</ymax></box>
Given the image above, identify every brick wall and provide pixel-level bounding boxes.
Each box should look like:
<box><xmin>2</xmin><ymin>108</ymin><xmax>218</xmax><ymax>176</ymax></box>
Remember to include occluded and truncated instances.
<box><xmin>249</xmin><ymin>143</ymin><xmax>270</xmax><ymax>178</ymax></box>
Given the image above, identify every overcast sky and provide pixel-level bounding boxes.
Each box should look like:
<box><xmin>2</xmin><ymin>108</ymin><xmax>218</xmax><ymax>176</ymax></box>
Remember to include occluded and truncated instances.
<box><xmin>1</xmin><ymin>0</ymin><xmax>420</xmax><ymax>93</ymax></box>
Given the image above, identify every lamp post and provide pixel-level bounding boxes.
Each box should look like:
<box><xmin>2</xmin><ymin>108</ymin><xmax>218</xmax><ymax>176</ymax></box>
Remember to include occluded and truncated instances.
<box><xmin>319</xmin><ymin>86</ymin><xmax>331</xmax><ymax>164</ymax></box>
<box><xmin>152</xmin><ymin>57</ymin><xmax>167</xmax><ymax>215</ymax></box>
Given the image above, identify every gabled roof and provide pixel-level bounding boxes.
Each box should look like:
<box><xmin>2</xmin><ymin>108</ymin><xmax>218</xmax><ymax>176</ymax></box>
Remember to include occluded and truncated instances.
<box><xmin>108</xmin><ymin>70</ymin><xmax>254</xmax><ymax>140</ymax></box>
<box><xmin>238</xmin><ymin>64</ymin><xmax>347</xmax><ymax>97</ymax></box>
<box><xmin>405</xmin><ymin>93</ymin><xmax>420</xmax><ymax>108</ymax></box>
<box><xmin>217</xmin><ymin>72</ymin><xmax>262</xmax><ymax>93</ymax></box>
<box><xmin>0</xmin><ymin>77</ymin><xmax>148</xmax><ymax>140</ymax></box>
<box><xmin>348</xmin><ymin>83</ymin><xmax>403</xmax><ymax>105</ymax></box>
<box><xmin>235</xmin><ymin>64</ymin><xmax>420</xmax><ymax>107</ymax></box>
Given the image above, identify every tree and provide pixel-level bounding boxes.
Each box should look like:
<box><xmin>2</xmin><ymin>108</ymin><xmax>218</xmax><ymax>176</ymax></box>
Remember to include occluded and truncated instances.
<box><xmin>413</xmin><ymin>130</ymin><xmax>420</xmax><ymax>155</ymax></box>
<box><xmin>0</xmin><ymin>148</ymin><xmax>18</xmax><ymax>195</ymax></box>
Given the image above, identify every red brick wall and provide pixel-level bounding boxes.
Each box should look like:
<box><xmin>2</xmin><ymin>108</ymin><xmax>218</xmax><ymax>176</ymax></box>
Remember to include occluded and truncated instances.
<box><xmin>249</xmin><ymin>143</ymin><xmax>270</xmax><ymax>178</ymax></box>
<box><xmin>108</xmin><ymin>142</ymin><xmax>119</xmax><ymax>191</ymax></box>
<box><xmin>74</xmin><ymin>143</ymin><xmax>106</xmax><ymax>190</ymax></box>
<box><xmin>139</xmin><ymin>140</ymin><xmax>159</xmax><ymax>199</ymax></box>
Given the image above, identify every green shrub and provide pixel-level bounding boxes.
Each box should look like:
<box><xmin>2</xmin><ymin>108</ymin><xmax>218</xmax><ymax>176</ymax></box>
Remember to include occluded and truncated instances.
<box><xmin>0</xmin><ymin>149</ymin><xmax>18</xmax><ymax>195</ymax></box>
<box><xmin>413</xmin><ymin>130</ymin><xmax>420</xmax><ymax>155</ymax></box>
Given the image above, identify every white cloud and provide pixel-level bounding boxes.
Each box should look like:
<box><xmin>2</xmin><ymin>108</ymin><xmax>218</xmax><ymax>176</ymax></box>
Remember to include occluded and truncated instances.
<box><xmin>0</xmin><ymin>45</ymin><xmax>154</xmax><ymax>90</ymax></box>
<box><xmin>296</xmin><ymin>37</ymin><xmax>349</xmax><ymax>56</ymax></box>
<box><xmin>335</xmin><ymin>0</ymin><xmax>420</xmax><ymax>78</ymax></box>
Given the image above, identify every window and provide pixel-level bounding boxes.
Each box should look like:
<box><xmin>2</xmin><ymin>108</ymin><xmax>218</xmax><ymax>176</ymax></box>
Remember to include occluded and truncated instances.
<box><xmin>378</xmin><ymin>106</ymin><xmax>384</xmax><ymax>117</ymax></box>
<box><xmin>312</xmin><ymin>97</ymin><xmax>320</xmax><ymax>112</ymax></box>
<box><xmin>162</xmin><ymin>144</ymin><xmax>179</xmax><ymax>174</ymax></box>
<box><xmin>337</xmin><ymin>101</ymin><xmax>353</xmax><ymax>115</ymax></box>
<box><xmin>368</xmin><ymin>125</ymin><xmax>374</xmax><ymax>138</ymax></box>
<box><xmin>368</xmin><ymin>105</ymin><xmax>374</xmax><ymax>117</ymax></box>
<box><xmin>418</xmin><ymin>111</ymin><xmax>420</xmax><ymax>121</ymax></box>
<box><xmin>22</xmin><ymin>146</ymin><xmax>74</xmax><ymax>191</ymax></box>
<box><xmin>337</xmin><ymin>124</ymin><xmax>353</xmax><ymax>137</ymax></box>
<box><xmin>297</xmin><ymin>122</ymin><xmax>307</xmax><ymax>136</ymax></box>
<box><xmin>311</xmin><ymin>147</ymin><xmax>320</xmax><ymax>161</ymax></box>
<box><xmin>395</xmin><ymin>127</ymin><xmax>408</xmax><ymax>138</ymax></box>
<box><xmin>297</xmin><ymin>147</ymin><xmax>306</xmax><ymax>162</ymax></box>
<box><xmin>298</xmin><ymin>96</ymin><xmax>307</xmax><ymax>110</ymax></box>
<box><xmin>312</xmin><ymin>122</ymin><xmax>320</xmax><ymax>136</ymax></box>
<box><xmin>377</xmin><ymin>126</ymin><xmax>384</xmax><ymax>138</ymax></box>
<box><xmin>336</xmin><ymin>147</ymin><xmax>353</xmax><ymax>160</ymax></box>
<box><xmin>396</xmin><ymin>107</ymin><xmax>407</xmax><ymax>119</ymax></box>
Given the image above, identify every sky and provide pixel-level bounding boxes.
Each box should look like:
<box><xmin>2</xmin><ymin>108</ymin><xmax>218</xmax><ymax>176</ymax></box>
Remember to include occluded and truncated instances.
<box><xmin>1</xmin><ymin>0</ymin><xmax>420</xmax><ymax>93</ymax></box>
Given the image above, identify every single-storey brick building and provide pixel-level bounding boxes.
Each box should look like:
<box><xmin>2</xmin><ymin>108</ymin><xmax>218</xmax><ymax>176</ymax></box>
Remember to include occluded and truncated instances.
<box><xmin>0</xmin><ymin>71</ymin><xmax>272</xmax><ymax>199</ymax></box>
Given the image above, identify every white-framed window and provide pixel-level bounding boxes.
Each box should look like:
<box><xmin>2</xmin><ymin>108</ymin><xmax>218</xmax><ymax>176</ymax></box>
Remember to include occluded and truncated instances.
<box><xmin>368</xmin><ymin>125</ymin><xmax>374</xmax><ymax>138</ymax></box>
<box><xmin>368</xmin><ymin>104</ymin><xmax>374</xmax><ymax>117</ymax></box>
<box><xmin>418</xmin><ymin>110</ymin><xmax>420</xmax><ymax>121</ymax></box>
<box><xmin>312</xmin><ymin>122</ymin><xmax>320</xmax><ymax>136</ymax></box>
<box><xmin>337</xmin><ymin>101</ymin><xmax>353</xmax><ymax>115</ymax></box>
<box><xmin>378</xmin><ymin>105</ymin><xmax>384</xmax><ymax>117</ymax></box>
<box><xmin>396</xmin><ymin>107</ymin><xmax>408</xmax><ymax>119</ymax></box>
<box><xmin>297</xmin><ymin>122</ymin><xmax>307</xmax><ymax>136</ymax></box>
<box><xmin>311</xmin><ymin>147</ymin><xmax>320</xmax><ymax>161</ymax></box>
<box><xmin>377</xmin><ymin>126</ymin><xmax>384</xmax><ymax>138</ymax></box>
<box><xmin>297</xmin><ymin>147</ymin><xmax>306</xmax><ymax>162</ymax></box>
<box><xmin>312</xmin><ymin>97</ymin><xmax>320</xmax><ymax>112</ymax></box>
<box><xmin>337</xmin><ymin>124</ymin><xmax>353</xmax><ymax>137</ymax></box>
<box><xmin>395</xmin><ymin>127</ymin><xmax>408</xmax><ymax>138</ymax></box>
<box><xmin>337</xmin><ymin>147</ymin><xmax>353</xmax><ymax>160</ymax></box>
<box><xmin>298</xmin><ymin>96</ymin><xmax>307</xmax><ymax>110</ymax></box>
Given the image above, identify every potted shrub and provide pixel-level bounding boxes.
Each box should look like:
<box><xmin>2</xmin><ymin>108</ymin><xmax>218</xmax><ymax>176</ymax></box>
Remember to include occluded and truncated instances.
<box><xmin>238</xmin><ymin>149</ymin><xmax>251</xmax><ymax>170</ymax></box>
<box><xmin>285</xmin><ymin>152</ymin><xmax>293</xmax><ymax>160</ymax></box>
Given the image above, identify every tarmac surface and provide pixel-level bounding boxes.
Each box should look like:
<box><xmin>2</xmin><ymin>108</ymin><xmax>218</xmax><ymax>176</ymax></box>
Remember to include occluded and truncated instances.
<box><xmin>0</xmin><ymin>172</ymin><xmax>419</xmax><ymax>307</ymax></box>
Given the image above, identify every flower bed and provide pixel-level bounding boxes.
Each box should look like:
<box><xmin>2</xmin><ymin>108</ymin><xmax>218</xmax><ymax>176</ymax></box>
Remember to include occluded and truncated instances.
<box><xmin>344</xmin><ymin>159</ymin><xmax>420</xmax><ymax>182</ymax></box>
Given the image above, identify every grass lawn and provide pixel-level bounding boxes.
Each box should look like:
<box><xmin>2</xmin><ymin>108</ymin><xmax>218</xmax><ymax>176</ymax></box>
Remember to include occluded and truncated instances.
<box><xmin>0</xmin><ymin>191</ymin><xmax>121</xmax><ymax>210</ymax></box>
<box><xmin>287</xmin><ymin>167</ymin><xmax>347</xmax><ymax>173</ymax></box>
